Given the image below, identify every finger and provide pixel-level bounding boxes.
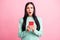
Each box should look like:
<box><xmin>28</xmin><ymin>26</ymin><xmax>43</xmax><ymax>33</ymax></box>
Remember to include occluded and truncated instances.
<box><xmin>27</xmin><ymin>28</ymin><xmax>30</xmax><ymax>32</ymax></box>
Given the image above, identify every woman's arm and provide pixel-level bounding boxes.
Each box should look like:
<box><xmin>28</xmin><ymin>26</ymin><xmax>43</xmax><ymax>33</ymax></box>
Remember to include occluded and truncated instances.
<box><xmin>18</xmin><ymin>18</ymin><xmax>27</xmax><ymax>38</ymax></box>
<box><xmin>32</xmin><ymin>17</ymin><xmax>43</xmax><ymax>37</ymax></box>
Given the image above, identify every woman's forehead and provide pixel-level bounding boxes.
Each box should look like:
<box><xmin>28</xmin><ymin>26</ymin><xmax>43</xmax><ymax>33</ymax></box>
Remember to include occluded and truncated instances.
<box><xmin>27</xmin><ymin>4</ymin><xmax>33</xmax><ymax>7</ymax></box>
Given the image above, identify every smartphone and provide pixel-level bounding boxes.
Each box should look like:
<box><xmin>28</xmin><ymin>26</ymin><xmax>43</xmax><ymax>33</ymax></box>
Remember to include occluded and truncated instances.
<box><xmin>29</xmin><ymin>21</ymin><xmax>34</xmax><ymax>26</ymax></box>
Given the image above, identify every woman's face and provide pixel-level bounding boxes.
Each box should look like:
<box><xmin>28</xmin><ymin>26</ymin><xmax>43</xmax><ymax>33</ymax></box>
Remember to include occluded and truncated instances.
<box><xmin>26</xmin><ymin>4</ymin><xmax>34</xmax><ymax>16</ymax></box>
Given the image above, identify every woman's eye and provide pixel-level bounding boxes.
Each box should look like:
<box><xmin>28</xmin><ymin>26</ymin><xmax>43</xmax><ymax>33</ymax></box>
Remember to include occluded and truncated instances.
<box><xmin>27</xmin><ymin>7</ymin><xmax>29</xmax><ymax>9</ymax></box>
<box><xmin>31</xmin><ymin>7</ymin><xmax>33</xmax><ymax>9</ymax></box>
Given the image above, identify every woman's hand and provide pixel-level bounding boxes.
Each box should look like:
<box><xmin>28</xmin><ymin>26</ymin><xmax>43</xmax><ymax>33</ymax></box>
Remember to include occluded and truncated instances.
<box><xmin>27</xmin><ymin>25</ymin><xmax>35</xmax><ymax>32</ymax></box>
<box><xmin>31</xmin><ymin>25</ymin><xmax>35</xmax><ymax>32</ymax></box>
<box><xmin>27</xmin><ymin>26</ymin><xmax>31</xmax><ymax>32</ymax></box>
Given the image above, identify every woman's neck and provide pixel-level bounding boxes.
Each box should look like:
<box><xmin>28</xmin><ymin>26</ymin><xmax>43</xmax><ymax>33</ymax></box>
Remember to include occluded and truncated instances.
<box><xmin>29</xmin><ymin>15</ymin><xmax>32</xmax><ymax>17</ymax></box>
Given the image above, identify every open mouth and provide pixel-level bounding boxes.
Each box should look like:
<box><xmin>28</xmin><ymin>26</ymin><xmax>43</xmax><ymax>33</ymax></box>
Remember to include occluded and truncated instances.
<box><xmin>29</xmin><ymin>12</ymin><xmax>31</xmax><ymax>14</ymax></box>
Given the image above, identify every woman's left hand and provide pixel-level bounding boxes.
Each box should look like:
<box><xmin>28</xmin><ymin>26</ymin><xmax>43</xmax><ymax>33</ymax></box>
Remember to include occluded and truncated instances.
<box><xmin>30</xmin><ymin>25</ymin><xmax>35</xmax><ymax>32</ymax></box>
<box><xmin>28</xmin><ymin>25</ymin><xmax>35</xmax><ymax>32</ymax></box>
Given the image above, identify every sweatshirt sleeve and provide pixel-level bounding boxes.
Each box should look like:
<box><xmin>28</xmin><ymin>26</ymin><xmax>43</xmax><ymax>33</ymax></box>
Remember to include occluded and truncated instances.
<box><xmin>32</xmin><ymin>17</ymin><xmax>43</xmax><ymax>37</ymax></box>
<box><xmin>18</xmin><ymin>18</ymin><xmax>27</xmax><ymax>38</ymax></box>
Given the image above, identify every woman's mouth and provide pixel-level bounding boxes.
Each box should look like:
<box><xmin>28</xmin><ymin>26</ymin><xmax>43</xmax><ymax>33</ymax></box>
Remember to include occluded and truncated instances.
<box><xmin>29</xmin><ymin>12</ymin><xmax>31</xmax><ymax>14</ymax></box>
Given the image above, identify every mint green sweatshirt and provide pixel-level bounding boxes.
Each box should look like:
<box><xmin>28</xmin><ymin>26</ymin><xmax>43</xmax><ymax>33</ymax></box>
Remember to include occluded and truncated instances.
<box><xmin>18</xmin><ymin>16</ymin><xmax>43</xmax><ymax>40</ymax></box>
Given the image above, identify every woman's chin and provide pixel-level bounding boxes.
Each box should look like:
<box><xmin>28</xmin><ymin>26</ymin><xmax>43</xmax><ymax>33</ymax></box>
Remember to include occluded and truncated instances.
<box><xmin>29</xmin><ymin>15</ymin><xmax>32</xmax><ymax>17</ymax></box>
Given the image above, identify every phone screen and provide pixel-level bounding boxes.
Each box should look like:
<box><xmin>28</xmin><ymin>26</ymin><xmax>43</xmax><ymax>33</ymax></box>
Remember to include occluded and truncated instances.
<box><xmin>29</xmin><ymin>21</ymin><xmax>34</xmax><ymax>26</ymax></box>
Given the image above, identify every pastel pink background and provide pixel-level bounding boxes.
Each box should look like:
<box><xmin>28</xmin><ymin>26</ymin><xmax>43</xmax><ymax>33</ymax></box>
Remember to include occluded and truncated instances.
<box><xmin>0</xmin><ymin>0</ymin><xmax>60</xmax><ymax>40</ymax></box>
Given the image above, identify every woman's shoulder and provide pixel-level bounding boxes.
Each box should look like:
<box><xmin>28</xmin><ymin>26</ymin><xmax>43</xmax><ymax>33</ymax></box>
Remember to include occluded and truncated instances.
<box><xmin>19</xmin><ymin>17</ymin><xmax>23</xmax><ymax>23</ymax></box>
<box><xmin>36</xmin><ymin>16</ymin><xmax>42</xmax><ymax>20</ymax></box>
<box><xmin>36</xmin><ymin>16</ymin><xmax>42</xmax><ymax>23</ymax></box>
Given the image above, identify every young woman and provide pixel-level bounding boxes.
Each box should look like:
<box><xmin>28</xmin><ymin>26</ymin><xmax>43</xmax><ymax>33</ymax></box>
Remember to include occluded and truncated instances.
<box><xmin>18</xmin><ymin>2</ymin><xmax>43</xmax><ymax>40</ymax></box>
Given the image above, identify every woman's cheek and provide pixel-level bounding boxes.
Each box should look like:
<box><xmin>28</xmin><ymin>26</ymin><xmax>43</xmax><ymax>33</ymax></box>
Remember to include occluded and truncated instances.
<box><xmin>31</xmin><ymin>9</ymin><xmax>34</xmax><ymax>13</ymax></box>
<box><xmin>27</xmin><ymin>9</ymin><xmax>29</xmax><ymax>13</ymax></box>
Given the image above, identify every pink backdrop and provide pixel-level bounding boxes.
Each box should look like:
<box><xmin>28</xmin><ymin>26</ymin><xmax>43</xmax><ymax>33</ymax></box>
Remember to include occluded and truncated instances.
<box><xmin>0</xmin><ymin>0</ymin><xmax>60</xmax><ymax>40</ymax></box>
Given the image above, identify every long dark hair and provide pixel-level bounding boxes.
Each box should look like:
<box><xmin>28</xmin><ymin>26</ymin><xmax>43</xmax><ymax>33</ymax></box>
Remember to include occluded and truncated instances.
<box><xmin>22</xmin><ymin>2</ymin><xmax>40</xmax><ymax>31</ymax></box>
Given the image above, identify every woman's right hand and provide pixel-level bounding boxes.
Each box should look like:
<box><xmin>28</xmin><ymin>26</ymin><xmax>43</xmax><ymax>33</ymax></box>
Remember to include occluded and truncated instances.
<box><xmin>27</xmin><ymin>26</ymin><xmax>31</xmax><ymax>32</ymax></box>
<box><xmin>27</xmin><ymin>25</ymin><xmax>34</xmax><ymax>32</ymax></box>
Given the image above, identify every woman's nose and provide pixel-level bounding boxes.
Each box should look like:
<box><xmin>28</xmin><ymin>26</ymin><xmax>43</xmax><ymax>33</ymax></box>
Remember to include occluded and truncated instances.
<box><xmin>29</xmin><ymin>8</ymin><xmax>31</xmax><ymax>11</ymax></box>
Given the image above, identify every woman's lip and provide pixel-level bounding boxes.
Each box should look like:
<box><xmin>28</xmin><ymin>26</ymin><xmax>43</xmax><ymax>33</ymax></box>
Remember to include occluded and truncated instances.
<box><xmin>29</xmin><ymin>12</ymin><xmax>31</xmax><ymax>13</ymax></box>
